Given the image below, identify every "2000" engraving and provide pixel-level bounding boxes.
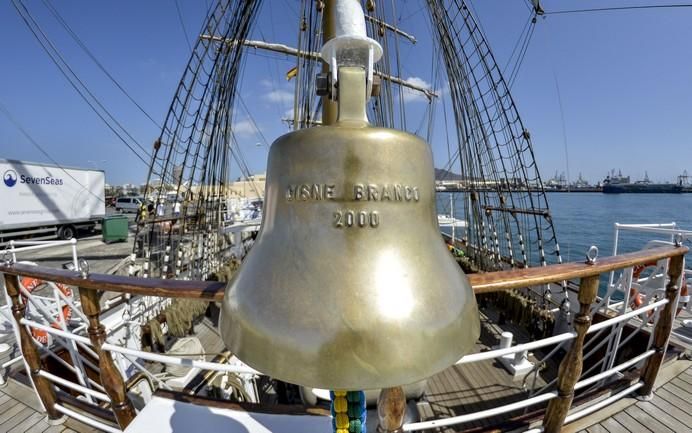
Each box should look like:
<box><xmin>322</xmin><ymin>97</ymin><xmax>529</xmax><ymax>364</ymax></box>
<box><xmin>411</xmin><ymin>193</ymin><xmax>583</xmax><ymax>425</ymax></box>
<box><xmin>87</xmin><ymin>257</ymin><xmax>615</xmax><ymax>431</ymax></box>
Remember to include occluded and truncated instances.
<box><xmin>333</xmin><ymin>210</ymin><xmax>380</xmax><ymax>228</ymax></box>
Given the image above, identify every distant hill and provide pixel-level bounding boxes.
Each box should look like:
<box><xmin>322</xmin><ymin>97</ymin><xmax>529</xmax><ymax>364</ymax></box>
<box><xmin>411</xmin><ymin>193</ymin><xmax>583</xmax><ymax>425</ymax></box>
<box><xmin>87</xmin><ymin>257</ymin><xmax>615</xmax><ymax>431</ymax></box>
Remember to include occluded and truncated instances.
<box><xmin>435</xmin><ymin>168</ymin><xmax>465</xmax><ymax>181</ymax></box>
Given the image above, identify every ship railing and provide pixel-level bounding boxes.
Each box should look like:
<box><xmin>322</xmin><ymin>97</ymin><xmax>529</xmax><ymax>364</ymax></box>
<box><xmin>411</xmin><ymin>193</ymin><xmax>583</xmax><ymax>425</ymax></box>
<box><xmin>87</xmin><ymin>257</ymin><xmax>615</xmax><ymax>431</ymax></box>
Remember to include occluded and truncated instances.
<box><xmin>0</xmin><ymin>238</ymin><xmax>83</xmax><ymax>388</ymax></box>
<box><xmin>604</xmin><ymin>222</ymin><xmax>692</xmax><ymax>347</ymax></box>
<box><xmin>0</xmin><ymin>237</ymin><xmax>172</xmax><ymax>432</ymax></box>
<box><xmin>608</xmin><ymin>222</ymin><xmax>692</xmax><ymax>295</ymax></box>
<box><xmin>134</xmin><ymin>215</ymin><xmax>238</xmax><ymax>280</ymax></box>
<box><xmin>439</xmin><ymin>244</ymin><xmax>687</xmax><ymax>433</ymax></box>
<box><xmin>0</xmin><ymin>244</ymin><xmax>687</xmax><ymax>433</ymax></box>
<box><xmin>4</xmin><ymin>238</ymin><xmax>80</xmax><ymax>267</ymax></box>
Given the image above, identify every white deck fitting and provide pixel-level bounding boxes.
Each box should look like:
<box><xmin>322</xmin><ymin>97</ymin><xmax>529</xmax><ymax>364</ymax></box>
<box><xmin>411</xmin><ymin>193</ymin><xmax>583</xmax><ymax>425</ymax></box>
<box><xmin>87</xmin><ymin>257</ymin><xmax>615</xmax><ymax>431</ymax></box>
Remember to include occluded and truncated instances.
<box><xmin>223</xmin><ymin>219</ymin><xmax>262</xmax><ymax>234</ymax></box>
<box><xmin>124</xmin><ymin>396</ymin><xmax>331</xmax><ymax>433</ymax></box>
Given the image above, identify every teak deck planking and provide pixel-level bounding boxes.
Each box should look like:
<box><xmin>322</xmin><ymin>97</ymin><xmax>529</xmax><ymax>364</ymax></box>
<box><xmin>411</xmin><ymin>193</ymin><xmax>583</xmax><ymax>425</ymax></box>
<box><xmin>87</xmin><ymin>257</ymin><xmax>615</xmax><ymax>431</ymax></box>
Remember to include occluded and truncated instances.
<box><xmin>0</xmin><ymin>379</ymin><xmax>98</xmax><ymax>433</ymax></box>
<box><xmin>421</xmin><ymin>308</ymin><xmax>548</xmax><ymax>432</ymax></box>
<box><xmin>576</xmin><ymin>364</ymin><xmax>692</xmax><ymax>433</ymax></box>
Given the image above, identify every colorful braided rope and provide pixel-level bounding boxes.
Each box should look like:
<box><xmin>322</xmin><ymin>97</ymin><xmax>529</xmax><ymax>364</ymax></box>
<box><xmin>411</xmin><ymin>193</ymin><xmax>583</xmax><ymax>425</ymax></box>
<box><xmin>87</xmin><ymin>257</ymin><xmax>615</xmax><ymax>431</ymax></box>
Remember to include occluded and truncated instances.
<box><xmin>331</xmin><ymin>390</ymin><xmax>366</xmax><ymax>433</ymax></box>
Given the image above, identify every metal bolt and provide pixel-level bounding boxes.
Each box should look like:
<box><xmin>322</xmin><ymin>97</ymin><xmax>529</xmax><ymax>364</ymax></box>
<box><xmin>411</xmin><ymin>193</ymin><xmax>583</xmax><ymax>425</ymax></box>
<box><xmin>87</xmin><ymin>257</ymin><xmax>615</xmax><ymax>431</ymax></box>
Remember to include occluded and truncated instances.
<box><xmin>673</xmin><ymin>233</ymin><xmax>683</xmax><ymax>247</ymax></box>
<box><xmin>2</xmin><ymin>250</ymin><xmax>12</xmax><ymax>266</ymax></box>
<box><xmin>315</xmin><ymin>72</ymin><xmax>331</xmax><ymax>97</ymax></box>
<box><xmin>78</xmin><ymin>258</ymin><xmax>90</xmax><ymax>278</ymax></box>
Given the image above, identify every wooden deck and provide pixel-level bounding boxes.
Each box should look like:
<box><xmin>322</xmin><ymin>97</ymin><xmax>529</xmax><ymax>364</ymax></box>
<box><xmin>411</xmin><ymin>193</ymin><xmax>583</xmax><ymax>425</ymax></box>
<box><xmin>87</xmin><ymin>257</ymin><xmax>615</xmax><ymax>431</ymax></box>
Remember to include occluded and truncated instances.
<box><xmin>0</xmin><ymin>378</ymin><xmax>98</xmax><ymax>433</ymax></box>
<box><xmin>415</xmin><ymin>300</ymin><xmax>692</xmax><ymax>433</ymax></box>
<box><xmin>418</xmin><ymin>308</ymin><xmax>549</xmax><ymax>431</ymax></box>
<box><xmin>0</xmin><ymin>317</ymin><xmax>21</xmax><ymax>378</ymax></box>
<box><xmin>574</xmin><ymin>362</ymin><xmax>692</xmax><ymax>433</ymax></box>
<box><xmin>670</xmin><ymin>308</ymin><xmax>692</xmax><ymax>348</ymax></box>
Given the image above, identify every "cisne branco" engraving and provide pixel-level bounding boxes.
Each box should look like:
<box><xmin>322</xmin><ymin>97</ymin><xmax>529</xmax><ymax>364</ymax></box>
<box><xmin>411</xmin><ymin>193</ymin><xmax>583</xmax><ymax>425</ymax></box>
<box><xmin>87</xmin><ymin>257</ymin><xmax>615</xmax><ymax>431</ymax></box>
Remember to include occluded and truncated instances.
<box><xmin>285</xmin><ymin>184</ymin><xmax>336</xmax><ymax>201</ymax></box>
<box><xmin>285</xmin><ymin>182</ymin><xmax>420</xmax><ymax>229</ymax></box>
<box><xmin>285</xmin><ymin>183</ymin><xmax>419</xmax><ymax>202</ymax></box>
<box><xmin>353</xmin><ymin>183</ymin><xmax>419</xmax><ymax>202</ymax></box>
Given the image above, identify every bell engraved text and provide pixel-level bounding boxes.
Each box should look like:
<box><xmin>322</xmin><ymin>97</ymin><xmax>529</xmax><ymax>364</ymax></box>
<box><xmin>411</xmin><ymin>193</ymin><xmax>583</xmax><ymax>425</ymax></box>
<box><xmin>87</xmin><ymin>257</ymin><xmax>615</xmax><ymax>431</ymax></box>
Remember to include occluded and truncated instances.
<box><xmin>333</xmin><ymin>210</ymin><xmax>379</xmax><ymax>228</ymax></box>
<box><xmin>353</xmin><ymin>183</ymin><xmax>420</xmax><ymax>202</ymax></box>
<box><xmin>285</xmin><ymin>183</ymin><xmax>420</xmax><ymax>203</ymax></box>
<box><xmin>285</xmin><ymin>184</ymin><xmax>336</xmax><ymax>201</ymax></box>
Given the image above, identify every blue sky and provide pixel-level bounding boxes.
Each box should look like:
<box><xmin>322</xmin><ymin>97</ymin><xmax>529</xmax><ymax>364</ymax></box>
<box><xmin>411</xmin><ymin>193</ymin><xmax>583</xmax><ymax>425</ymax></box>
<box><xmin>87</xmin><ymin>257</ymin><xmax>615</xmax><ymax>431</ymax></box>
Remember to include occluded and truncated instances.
<box><xmin>1</xmin><ymin>1</ymin><xmax>691</xmax><ymax>185</ymax></box>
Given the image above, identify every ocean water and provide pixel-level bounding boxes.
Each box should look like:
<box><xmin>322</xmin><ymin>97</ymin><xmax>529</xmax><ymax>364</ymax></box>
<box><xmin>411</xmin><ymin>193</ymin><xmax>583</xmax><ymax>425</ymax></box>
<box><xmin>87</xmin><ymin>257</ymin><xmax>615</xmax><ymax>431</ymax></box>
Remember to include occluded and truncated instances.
<box><xmin>436</xmin><ymin>192</ymin><xmax>692</xmax><ymax>265</ymax></box>
<box><xmin>549</xmin><ymin>193</ymin><xmax>692</xmax><ymax>262</ymax></box>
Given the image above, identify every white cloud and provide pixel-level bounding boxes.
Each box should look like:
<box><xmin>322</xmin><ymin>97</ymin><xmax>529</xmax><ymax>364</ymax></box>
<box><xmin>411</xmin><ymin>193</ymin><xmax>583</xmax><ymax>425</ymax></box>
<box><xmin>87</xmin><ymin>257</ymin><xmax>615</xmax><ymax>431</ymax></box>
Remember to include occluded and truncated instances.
<box><xmin>264</xmin><ymin>89</ymin><xmax>293</xmax><ymax>104</ymax></box>
<box><xmin>233</xmin><ymin>119</ymin><xmax>258</xmax><ymax>136</ymax></box>
<box><xmin>441</xmin><ymin>81</ymin><xmax>451</xmax><ymax>96</ymax></box>
<box><xmin>401</xmin><ymin>76</ymin><xmax>433</xmax><ymax>103</ymax></box>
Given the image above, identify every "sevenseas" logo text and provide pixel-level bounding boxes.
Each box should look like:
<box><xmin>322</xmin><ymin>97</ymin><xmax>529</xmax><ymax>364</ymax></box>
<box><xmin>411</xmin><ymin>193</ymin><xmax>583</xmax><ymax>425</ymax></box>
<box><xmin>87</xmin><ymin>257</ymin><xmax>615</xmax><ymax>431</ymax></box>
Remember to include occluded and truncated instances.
<box><xmin>3</xmin><ymin>169</ymin><xmax>64</xmax><ymax>187</ymax></box>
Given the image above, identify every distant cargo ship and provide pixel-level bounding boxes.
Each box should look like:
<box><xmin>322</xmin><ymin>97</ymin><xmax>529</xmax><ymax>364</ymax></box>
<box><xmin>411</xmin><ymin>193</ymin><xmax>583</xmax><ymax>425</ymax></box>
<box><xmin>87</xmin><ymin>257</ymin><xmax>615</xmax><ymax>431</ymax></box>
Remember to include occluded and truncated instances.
<box><xmin>602</xmin><ymin>170</ymin><xmax>683</xmax><ymax>193</ymax></box>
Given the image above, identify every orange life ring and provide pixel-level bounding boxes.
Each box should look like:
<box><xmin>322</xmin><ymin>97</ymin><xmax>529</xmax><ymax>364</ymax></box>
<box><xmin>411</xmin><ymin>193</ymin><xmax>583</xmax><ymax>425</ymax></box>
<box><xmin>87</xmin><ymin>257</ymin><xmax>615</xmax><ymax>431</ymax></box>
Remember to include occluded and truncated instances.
<box><xmin>20</xmin><ymin>277</ymin><xmax>72</xmax><ymax>345</ymax></box>
<box><xmin>632</xmin><ymin>261</ymin><xmax>659</xmax><ymax>280</ymax></box>
<box><xmin>629</xmin><ymin>287</ymin><xmax>644</xmax><ymax>309</ymax></box>
<box><xmin>630</xmin><ymin>260</ymin><xmax>663</xmax><ymax>322</ymax></box>
<box><xmin>629</xmin><ymin>287</ymin><xmax>656</xmax><ymax>323</ymax></box>
<box><xmin>629</xmin><ymin>279</ymin><xmax>688</xmax><ymax>319</ymax></box>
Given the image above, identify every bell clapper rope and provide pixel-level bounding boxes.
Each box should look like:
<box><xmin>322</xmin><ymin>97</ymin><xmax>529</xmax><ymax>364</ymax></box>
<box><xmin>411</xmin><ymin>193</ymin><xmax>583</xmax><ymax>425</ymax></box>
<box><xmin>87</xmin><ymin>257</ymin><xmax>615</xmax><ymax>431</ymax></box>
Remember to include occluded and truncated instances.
<box><xmin>331</xmin><ymin>390</ymin><xmax>366</xmax><ymax>433</ymax></box>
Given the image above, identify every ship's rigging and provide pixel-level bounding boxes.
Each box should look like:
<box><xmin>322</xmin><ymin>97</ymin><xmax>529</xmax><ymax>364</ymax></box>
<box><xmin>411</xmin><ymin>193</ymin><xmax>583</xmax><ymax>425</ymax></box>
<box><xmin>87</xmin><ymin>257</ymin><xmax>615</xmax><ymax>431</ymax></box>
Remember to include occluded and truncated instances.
<box><xmin>135</xmin><ymin>0</ymin><xmax>562</xmax><ymax>278</ymax></box>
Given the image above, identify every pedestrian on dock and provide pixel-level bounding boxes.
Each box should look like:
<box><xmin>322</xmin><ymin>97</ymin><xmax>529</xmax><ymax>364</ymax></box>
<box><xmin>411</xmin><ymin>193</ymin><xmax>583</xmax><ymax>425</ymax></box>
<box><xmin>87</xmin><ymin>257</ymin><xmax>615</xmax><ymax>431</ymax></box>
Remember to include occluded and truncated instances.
<box><xmin>136</xmin><ymin>203</ymin><xmax>148</xmax><ymax>223</ymax></box>
<box><xmin>156</xmin><ymin>200</ymin><xmax>165</xmax><ymax>218</ymax></box>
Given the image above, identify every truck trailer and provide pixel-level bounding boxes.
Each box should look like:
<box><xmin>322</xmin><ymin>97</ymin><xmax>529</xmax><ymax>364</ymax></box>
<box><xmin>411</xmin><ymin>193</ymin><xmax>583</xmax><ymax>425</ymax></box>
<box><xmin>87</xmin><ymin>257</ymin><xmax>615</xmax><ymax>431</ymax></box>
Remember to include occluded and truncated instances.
<box><xmin>0</xmin><ymin>159</ymin><xmax>106</xmax><ymax>244</ymax></box>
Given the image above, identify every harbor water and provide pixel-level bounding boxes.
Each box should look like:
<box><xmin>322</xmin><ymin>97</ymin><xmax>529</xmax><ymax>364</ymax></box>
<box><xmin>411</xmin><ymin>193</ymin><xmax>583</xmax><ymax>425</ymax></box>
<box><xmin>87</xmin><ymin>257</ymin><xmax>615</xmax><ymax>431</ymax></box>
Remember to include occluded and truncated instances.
<box><xmin>437</xmin><ymin>192</ymin><xmax>692</xmax><ymax>265</ymax></box>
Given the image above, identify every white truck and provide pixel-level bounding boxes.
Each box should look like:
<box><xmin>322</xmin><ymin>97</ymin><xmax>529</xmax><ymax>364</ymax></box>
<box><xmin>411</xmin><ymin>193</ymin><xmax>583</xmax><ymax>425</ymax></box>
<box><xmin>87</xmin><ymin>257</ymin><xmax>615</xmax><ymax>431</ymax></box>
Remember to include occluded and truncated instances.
<box><xmin>0</xmin><ymin>159</ymin><xmax>106</xmax><ymax>244</ymax></box>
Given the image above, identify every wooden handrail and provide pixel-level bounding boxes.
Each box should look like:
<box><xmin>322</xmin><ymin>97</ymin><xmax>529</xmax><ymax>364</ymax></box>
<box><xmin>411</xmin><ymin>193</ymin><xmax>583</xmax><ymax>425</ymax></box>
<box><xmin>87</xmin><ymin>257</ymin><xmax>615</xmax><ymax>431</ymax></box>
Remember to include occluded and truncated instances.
<box><xmin>378</xmin><ymin>387</ymin><xmax>407</xmax><ymax>433</ymax></box>
<box><xmin>0</xmin><ymin>263</ymin><xmax>226</xmax><ymax>300</ymax></box>
<box><xmin>0</xmin><ymin>245</ymin><xmax>686</xmax><ymax>300</ymax></box>
<box><xmin>467</xmin><ymin>245</ymin><xmax>688</xmax><ymax>293</ymax></box>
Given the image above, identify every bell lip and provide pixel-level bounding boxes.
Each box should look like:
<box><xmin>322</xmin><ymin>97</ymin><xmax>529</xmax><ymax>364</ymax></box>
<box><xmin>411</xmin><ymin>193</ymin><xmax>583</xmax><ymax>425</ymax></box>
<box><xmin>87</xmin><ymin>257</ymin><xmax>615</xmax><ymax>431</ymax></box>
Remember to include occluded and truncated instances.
<box><xmin>226</xmin><ymin>326</ymin><xmax>480</xmax><ymax>391</ymax></box>
<box><xmin>220</xmin><ymin>280</ymin><xmax>481</xmax><ymax>391</ymax></box>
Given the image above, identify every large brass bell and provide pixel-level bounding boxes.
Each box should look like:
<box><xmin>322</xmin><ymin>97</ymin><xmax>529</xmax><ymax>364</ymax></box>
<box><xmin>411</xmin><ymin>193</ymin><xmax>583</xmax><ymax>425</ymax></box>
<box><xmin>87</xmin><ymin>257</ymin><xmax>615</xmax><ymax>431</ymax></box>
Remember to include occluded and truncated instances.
<box><xmin>220</xmin><ymin>66</ymin><xmax>479</xmax><ymax>390</ymax></box>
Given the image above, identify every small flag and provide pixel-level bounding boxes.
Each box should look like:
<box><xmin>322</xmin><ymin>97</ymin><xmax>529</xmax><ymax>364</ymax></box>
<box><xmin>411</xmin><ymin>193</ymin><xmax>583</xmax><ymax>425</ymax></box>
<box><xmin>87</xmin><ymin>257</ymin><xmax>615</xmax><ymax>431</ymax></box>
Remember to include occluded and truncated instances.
<box><xmin>286</xmin><ymin>66</ymin><xmax>298</xmax><ymax>81</ymax></box>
